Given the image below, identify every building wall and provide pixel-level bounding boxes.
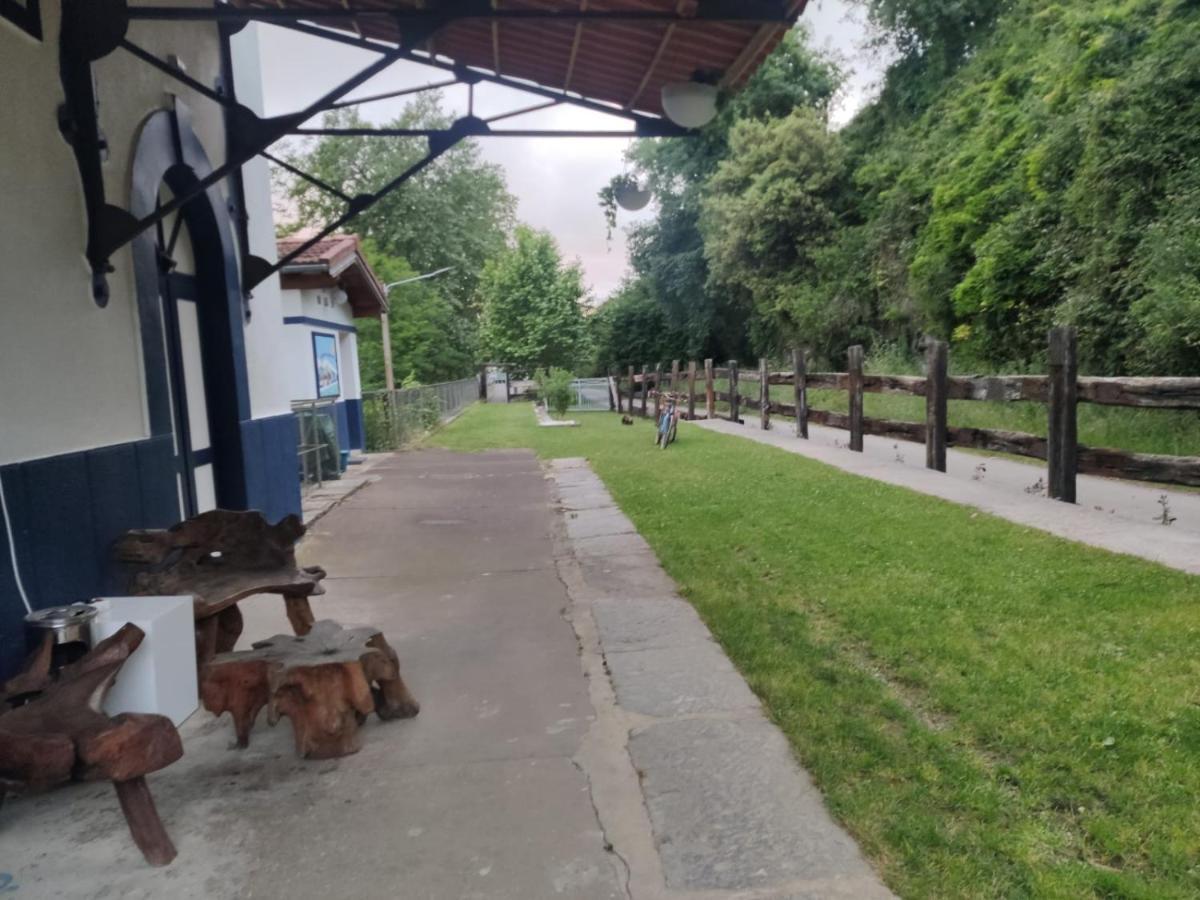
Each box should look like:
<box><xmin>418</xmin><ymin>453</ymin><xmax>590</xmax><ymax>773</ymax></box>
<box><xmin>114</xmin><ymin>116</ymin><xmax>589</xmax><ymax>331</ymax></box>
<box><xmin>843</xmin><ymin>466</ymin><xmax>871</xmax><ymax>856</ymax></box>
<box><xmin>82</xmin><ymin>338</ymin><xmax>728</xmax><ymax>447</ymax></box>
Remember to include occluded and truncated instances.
<box><xmin>0</xmin><ymin>5</ymin><xmax>300</xmax><ymax>676</ymax></box>
<box><xmin>280</xmin><ymin>286</ymin><xmax>366</xmax><ymax>451</ymax></box>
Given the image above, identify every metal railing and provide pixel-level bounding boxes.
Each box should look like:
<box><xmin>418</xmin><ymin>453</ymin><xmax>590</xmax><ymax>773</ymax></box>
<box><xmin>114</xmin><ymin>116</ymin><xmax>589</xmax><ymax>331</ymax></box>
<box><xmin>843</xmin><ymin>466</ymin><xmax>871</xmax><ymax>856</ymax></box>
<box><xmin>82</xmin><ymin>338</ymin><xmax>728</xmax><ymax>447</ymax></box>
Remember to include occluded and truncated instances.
<box><xmin>291</xmin><ymin>397</ymin><xmax>341</xmax><ymax>489</ymax></box>
<box><xmin>363</xmin><ymin>376</ymin><xmax>478</xmax><ymax>451</ymax></box>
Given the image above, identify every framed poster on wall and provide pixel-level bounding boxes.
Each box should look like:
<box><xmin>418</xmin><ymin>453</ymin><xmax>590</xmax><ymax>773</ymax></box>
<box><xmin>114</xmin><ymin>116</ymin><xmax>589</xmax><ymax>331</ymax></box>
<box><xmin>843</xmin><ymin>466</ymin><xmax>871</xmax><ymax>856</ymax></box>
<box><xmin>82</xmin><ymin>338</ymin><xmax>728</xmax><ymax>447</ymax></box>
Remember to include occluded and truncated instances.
<box><xmin>312</xmin><ymin>333</ymin><xmax>341</xmax><ymax>398</ymax></box>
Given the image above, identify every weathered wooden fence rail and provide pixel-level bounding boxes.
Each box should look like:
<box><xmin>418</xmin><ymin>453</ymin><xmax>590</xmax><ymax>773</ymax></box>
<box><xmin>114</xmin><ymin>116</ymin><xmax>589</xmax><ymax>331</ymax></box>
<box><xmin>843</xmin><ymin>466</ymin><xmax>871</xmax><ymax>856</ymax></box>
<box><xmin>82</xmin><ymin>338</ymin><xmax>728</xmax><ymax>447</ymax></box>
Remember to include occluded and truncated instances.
<box><xmin>611</xmin><ymin>327</ymin><xmax>1200</xmax><ymax>500</ymax></box>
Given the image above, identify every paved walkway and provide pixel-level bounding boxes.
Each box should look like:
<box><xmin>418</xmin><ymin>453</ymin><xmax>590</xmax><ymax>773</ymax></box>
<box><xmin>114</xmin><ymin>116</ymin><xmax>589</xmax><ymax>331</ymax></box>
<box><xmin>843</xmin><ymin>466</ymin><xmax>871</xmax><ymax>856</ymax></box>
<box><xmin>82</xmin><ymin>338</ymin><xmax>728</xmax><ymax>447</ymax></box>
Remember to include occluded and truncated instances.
<box><xmin>2</xmin><ymin>449</ymin><xmax>890</xmax><ymax>899</ymax></box>
<box><xmin>696</xmin><ymin>418</ymin><xmax>1200</xmax><ymax>575</ymax></box>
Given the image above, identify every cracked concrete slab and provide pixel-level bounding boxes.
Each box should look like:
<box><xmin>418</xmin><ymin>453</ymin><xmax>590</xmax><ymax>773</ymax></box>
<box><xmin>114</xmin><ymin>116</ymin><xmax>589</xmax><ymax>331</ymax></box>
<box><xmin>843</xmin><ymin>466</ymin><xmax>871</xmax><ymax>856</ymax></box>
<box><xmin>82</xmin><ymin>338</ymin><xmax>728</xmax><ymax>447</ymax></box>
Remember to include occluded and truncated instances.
<box><xmin>605</xmin><ymin>642</ymin><xmax>763</xmax><ymax>718</ymax></box>
<box><xmin>629</xmin><ymin>718</ymin><xmax>886</xmax><ymax>894</ymax></box>
<box><xmin>564</xmin><ymin>507</ymin><xmax>638</xmax><ymax>541</ymax></box>
<box><xmin>590</xmin><ymin>595</ymin><xmax>712</xmax><ymax>652</ymax></box>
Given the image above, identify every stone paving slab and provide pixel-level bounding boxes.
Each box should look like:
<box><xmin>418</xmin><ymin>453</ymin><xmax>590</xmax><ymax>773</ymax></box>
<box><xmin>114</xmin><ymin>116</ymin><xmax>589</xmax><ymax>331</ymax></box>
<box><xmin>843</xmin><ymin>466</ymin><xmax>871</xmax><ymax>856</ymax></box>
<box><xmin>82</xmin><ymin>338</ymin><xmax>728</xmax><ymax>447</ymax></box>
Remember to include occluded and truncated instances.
<box><xmin>605</xmin><ymin>642</ymin><xmax>762</xmax><ymax>718</ymax></box>
<box><xmin>629</xmin><ymin>717</ymin><xmax>886</xmax><ymax>894</ymax></box>
<box><xmin>590</xmin><ymin>595</ymin><xmax>712</xmax><ymax>652</ymax></box>
<box><xmin>564</xmin><ymin>507</ymin><xmax>638</xmax><ymax>541</ymax></box>
<box><xmin>572</xmin><ymin>530</ymin><xmax>653</xmax><ymax>558</ymax></box>
<box><xmin>575</xmin><ymin>552</ymin><xmax>688</xmax><ymax>599</ymax></box>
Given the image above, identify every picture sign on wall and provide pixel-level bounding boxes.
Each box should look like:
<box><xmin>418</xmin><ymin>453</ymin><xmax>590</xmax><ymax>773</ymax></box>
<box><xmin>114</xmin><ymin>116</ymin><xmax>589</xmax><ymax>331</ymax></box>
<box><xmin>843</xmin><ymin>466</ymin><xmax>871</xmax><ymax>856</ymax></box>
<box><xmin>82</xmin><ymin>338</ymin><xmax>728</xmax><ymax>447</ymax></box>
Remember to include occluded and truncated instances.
<box><xmin>312</xmin><ymin>333</ymin><xmax>341</xmax><ymax>398</ymax></box>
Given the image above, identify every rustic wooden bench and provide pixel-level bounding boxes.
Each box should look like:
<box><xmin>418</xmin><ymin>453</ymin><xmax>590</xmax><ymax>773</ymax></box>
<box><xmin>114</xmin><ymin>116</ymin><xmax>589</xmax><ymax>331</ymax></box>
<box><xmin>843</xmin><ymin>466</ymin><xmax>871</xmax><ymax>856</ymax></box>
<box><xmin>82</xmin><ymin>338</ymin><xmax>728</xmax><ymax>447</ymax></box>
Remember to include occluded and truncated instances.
<box><xmin>0</xmin><ymin>626</ymin><xmax>183</xmax><ymax>866</ymax></box>
<box><xmin>114</xmin><ymin>510</ymin><xmax>327</xmax><ymax>665</ymax></box>
<box><xmin>200</xmin><ymin>620</ymin><xmax>420</xmax><ymax>759</ymax></box>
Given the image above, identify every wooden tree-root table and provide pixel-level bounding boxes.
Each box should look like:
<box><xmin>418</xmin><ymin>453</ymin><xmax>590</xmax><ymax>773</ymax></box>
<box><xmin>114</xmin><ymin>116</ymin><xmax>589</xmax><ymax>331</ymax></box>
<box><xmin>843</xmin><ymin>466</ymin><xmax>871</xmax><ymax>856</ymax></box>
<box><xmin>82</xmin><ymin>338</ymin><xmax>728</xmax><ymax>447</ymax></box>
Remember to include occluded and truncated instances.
<box><xmin>200</xmin><ymin>620</ymin><xmax>420</xmax><ymax>759</ymax></box>
<box><xmin>0</xmin><ymin>626</ymin><xmax>183</xmax><ymax>866</ymax></box>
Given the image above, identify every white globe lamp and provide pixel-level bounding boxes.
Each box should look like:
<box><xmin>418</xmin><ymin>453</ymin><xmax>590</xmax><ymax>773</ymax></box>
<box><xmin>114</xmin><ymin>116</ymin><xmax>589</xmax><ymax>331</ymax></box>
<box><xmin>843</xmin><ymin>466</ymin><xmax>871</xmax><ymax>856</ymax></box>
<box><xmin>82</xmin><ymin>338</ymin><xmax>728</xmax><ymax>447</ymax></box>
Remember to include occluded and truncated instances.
<box><xmin>661</xmin><ymin>80</ymin><xmax>719</xmax><ymax>129</ymax></box>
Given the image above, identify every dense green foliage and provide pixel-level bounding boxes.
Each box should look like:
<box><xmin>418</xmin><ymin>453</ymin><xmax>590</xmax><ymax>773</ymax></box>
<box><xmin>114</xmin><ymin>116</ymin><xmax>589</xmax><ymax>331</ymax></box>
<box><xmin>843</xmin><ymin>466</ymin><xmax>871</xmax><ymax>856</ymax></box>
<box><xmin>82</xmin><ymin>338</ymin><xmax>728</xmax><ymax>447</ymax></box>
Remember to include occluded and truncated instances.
<box><xmin>280</xmin><ymin>96</ymin><xmax>515</xmax><ymax>381</ymax></box>
<box><xmin>478</xmin><ymin>226</ymin><xmax>591</xmax><ymax>375</ymax></box>
<box><xmin>595</xmin><ymin>31</ymin><xmax>841</xmax><ymax>370</ymax></box>
<box><xmin>609</xmin><ymin>0</ymin><xmax>1200</xmax><ymax>375</ymax></box>
<box><xmin>435</xmin><ymin>404</ymin><xmax>1200</xmax><ymax>898</ymax></box>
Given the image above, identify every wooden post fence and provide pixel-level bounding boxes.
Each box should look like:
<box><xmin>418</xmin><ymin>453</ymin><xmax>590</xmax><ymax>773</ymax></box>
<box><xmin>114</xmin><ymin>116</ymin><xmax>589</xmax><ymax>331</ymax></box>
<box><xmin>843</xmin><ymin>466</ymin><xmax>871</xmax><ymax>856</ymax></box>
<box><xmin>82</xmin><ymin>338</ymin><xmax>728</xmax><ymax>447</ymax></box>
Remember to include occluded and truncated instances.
<box><xmin>848</xmin><ymin>345</ymin><xmax>864</xmax><ymax>452</ymax></box>
<box><xmin>1048</xmin><ymin>326</ymin><xmax>1078</xmax><ymax>502</ymax></box>
<box><xmin>626</xmin><ymin>365</ymin><xmax>634</xmax><ymax>416</ymax></box>
<box><xmin>728</xmin><ymin>360</ymin><xmax>740</xmax><ymax>424</ymax></box>
<box><xmin>608</xmin><ymin>369</ymin><xmax>617</xmax><ymax>412</ymax></box>
<box><xmin>759</xmin><ymin>357</ymin><xmax>770</xmax><ymax>430</ymax></box>
<box><xmin>687</xmin><ymin>361</ymin><xmax>697</xmax><ymax>419</ymax></box>
<box><xmin>705</xmin><ymin>359</ymin><xmax>715</xmax><ymax>419</ymax></box>
<box><xmin>792</xmin><ymin>348</ymin><xmax>808</xmax><ymax>439</ymax></box>
<box><xmin>640</xmin><ymin>365</ymin><xmax>648</xmax><ymax>418</ymax></box>
<box><xmin>671</xmin><ymin>360</ymin><xmax>680</xmax><ymax>398</ymax></box>
<box><xmin>925</xmin><ymin>339</ymin><xmax>948</xmax><ymax>472</ymax></box>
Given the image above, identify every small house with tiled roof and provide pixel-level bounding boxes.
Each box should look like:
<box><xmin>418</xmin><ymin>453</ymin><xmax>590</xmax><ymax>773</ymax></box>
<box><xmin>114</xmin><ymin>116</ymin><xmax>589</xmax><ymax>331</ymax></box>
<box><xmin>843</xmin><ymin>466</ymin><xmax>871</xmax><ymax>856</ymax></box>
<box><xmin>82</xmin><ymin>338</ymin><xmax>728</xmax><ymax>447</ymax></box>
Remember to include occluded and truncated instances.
<box><xmin>276</xmin><ymin>233</ymin><xmax>388</xmax><ymax>459</ymax></box>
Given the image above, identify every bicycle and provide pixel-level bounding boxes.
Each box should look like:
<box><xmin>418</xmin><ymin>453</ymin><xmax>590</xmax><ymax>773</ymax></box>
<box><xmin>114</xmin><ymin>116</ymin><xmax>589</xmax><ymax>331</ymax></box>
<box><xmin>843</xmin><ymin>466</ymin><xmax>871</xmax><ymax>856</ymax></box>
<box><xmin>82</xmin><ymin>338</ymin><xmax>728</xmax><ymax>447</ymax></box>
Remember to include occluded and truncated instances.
<box><xmin>655</xmin><ymin>392</ymin><xmax>681</xmax><ymax>449</ymax></box>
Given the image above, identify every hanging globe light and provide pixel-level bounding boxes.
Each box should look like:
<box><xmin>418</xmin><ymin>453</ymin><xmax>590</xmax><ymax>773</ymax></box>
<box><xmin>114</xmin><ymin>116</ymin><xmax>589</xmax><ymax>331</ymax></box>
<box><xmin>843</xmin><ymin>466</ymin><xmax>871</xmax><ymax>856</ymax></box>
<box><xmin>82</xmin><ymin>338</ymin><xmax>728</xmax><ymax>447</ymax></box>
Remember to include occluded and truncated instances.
<box><xmin>661</xmin><ymin>79</ymin><xmax>719</xmax><ymax>129</ymax></box>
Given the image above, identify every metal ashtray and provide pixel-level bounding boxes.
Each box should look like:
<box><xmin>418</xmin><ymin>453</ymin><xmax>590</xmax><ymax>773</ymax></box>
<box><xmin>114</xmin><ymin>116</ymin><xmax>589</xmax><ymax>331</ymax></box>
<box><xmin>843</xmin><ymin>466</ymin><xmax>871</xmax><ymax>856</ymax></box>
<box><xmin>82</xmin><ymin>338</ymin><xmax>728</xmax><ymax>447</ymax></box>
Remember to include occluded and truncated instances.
<box><xmin>25</xmin><ymin>603</ymin><xmax>98</xmax><ymax>648</ymax></box>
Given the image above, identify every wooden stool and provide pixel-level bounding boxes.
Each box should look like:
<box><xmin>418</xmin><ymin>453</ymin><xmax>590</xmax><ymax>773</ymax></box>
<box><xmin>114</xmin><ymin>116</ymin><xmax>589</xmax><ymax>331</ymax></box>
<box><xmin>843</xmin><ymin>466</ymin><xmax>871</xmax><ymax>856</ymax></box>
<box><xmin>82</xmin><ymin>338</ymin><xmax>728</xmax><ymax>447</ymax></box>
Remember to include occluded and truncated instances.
<box><xmin>200</xmin><ymin>620</ymin><xmax>419</xmax><ymax>759</ymax></box>
<box><xmin>0</xmin><ymin>626</ymin><xmax>183</xmax><ymax>866</ymax></box>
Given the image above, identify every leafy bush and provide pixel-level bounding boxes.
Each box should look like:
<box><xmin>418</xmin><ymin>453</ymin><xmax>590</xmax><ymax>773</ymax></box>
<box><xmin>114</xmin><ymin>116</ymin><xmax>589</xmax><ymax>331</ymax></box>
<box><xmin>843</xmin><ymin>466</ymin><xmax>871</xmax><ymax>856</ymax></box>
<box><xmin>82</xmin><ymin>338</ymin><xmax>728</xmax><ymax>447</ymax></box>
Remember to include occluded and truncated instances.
<box><xmin>535</xmin><ymin>367</ymin><xmax>575</xmax><ymax>419</ymax></box>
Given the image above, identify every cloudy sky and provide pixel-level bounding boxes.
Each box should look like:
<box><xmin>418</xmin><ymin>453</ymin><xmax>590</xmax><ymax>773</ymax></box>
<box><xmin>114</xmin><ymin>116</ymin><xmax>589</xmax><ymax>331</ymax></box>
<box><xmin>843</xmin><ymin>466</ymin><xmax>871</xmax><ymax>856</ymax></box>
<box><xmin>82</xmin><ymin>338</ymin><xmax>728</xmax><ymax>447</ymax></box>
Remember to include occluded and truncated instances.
<box><xmin>255</xmin><ymin>0</ymin><xmax>884</xmax><ymax>301</ymax></box>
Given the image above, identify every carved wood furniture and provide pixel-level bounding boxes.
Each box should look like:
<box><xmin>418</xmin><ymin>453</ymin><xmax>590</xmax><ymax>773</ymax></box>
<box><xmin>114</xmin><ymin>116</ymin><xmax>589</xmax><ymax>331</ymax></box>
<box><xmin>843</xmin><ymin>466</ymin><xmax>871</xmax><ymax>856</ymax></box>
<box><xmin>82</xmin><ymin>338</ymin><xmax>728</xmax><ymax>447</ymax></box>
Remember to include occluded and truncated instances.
<box><xmin>114</xmin><ymin>510</ymin><xmax>327</xmax><ymax>665</ymax></box>
<box><xmin>200</xmin><ymin>620</ymin><xmax>420</xmax><ymax>759</ymax></box>
<box><xmin>0</xmin><ymin>626</ymin><xmax>183</xmax><ymax>866</ymax></box>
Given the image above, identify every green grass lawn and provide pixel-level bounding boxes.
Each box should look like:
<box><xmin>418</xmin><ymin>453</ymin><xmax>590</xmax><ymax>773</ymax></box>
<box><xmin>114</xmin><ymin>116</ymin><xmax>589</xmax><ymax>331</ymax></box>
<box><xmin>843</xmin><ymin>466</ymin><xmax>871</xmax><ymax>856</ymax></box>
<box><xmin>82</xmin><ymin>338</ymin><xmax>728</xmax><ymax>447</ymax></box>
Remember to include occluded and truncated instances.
<box><xmin>431</xmin><ymin>403</ymin><xmax>1200</xmax><ymax>899</ymax></box>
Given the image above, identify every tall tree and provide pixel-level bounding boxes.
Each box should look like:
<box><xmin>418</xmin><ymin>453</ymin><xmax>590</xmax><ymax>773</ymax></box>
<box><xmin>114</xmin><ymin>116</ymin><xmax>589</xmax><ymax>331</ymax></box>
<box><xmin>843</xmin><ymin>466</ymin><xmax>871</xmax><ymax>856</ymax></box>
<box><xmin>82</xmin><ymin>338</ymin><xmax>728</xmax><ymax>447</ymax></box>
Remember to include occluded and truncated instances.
<box><xmin>278</xmin><ymin>94</ymin><xmax>515</xmax><ymax>381</ymax></box>
<box><xmin>355</xmin><ymin>244</ymin><xmax>475</xmax><ymax>388</ymax></box>
<box><xmin>602</xmin><ymin>30</ymin><xmax>842</xmax><ymax>360</ymax></box>
<box><xmin>479</xmin><ymin>227</ymin><xmax>591</xmax><ymax>374</ymax></box>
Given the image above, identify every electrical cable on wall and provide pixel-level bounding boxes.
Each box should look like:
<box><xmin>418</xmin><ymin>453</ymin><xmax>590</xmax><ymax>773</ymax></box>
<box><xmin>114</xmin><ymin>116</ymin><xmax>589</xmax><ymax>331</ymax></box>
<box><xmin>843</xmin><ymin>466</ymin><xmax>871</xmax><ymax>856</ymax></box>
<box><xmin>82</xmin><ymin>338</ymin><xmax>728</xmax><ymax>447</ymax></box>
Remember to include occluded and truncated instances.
<box><xmin>0</xmin><ymin>471</ymin><xmax>33</xmax><ymax>615</ymax></box>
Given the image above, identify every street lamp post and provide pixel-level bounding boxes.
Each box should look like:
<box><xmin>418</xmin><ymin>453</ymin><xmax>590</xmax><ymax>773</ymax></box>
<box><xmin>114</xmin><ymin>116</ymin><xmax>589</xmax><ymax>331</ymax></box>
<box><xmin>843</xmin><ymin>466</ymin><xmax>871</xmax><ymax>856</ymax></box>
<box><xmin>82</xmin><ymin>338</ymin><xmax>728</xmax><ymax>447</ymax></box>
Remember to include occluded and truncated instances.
<box><xmin>380</xmin><ymin>266</ymin><xmax>454</xmax><ymax>392</ymax></box>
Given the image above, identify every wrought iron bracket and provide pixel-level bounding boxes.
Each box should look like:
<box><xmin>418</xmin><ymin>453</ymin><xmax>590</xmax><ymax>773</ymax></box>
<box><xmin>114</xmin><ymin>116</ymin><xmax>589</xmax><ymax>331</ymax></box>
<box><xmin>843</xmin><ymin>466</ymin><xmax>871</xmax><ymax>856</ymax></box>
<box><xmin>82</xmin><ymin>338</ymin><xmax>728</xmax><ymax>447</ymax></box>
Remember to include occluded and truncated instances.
<box><xmin>58</xmin><ymin>0</ymin><xmax>696</xmax><ymax>304</ymax></box>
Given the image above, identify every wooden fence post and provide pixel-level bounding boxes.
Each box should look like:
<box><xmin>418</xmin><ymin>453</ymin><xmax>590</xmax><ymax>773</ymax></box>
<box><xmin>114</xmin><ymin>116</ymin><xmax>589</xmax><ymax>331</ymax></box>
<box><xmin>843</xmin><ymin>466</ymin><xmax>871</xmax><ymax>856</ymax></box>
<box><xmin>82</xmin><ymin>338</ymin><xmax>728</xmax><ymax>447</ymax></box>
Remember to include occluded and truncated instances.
<box><xmin>626</xmin><ymin>365</ymin><xmax>634</xmax><ymax>416</ymax></box>
<box><xmin>479</xmin><ymin>364</ymin><xmax>488</xmax><ymax>400</ymax></box>
<box><xmin>729</xmin><ymin>360</ymin><xmax>740</xmax><ymax>424</ymax></box>
<box><xmin>792</xmin><ymin>348</ymin><xmax>808</xmax><ymax>439</ymax></box>
<box><xmin>687</xmin><ymin>361</ymin><xmax>697</xmax><ymax>420</ymax></box>
<box><xmin>759</xmin><ymin>357</ymin><xmax>770</xmax><ymax>430</ymax></box>
<box><xmin>925</xmin><ymin>339</ymin><xmax>948</xmax><ymax>471</ymax></box>
<box><xmin>705</xmin><ymin>359</ymin><xmax>715</xmax><ymax>419</ymax></box>
<box><xmin>671</xmin><ymin>359</ymin><xmax>680</xmax><ymax>396</ymax></box>
<box><xmin>608</xmin><ymin>369</ymin><xmax>617</xmax><ymax>412</ymax></box>
<box><xmin>1048</xmin><ymin>326</ymin><xmax>1078</xmax><ymax>503</ymax></box>
<box><xmin>640</xmin><ymin>365</ymin><xmax>648</xmax><ymax>418</ymax></box>
<box><xmin>848</xmin><ymin>345</ymin><xmax>864</xmax><ymax>452</ymax></box>
<box><xmin>654</xmin><ymin>363</ymin><xmax>663</xmax><ymax>422</ymax></box>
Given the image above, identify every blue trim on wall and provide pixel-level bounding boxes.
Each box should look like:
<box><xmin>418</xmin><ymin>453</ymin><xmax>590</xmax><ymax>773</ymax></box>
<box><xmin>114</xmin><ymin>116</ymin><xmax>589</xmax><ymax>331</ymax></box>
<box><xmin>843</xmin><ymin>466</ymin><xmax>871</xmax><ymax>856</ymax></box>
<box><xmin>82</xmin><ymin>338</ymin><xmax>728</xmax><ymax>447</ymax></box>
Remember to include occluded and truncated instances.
<box><xmin>0</xmin><ymin>435</ymin><xmax>180</xmax><ymax>680</ymax></box>
<box><xmin>283</xmin><ymin>316</ymin><xmax>357</xmax><ymax>334</ymax></box>
<box><xmin>333</xmin><ymin>401</ymin><xmax>352</xmax><ymax>463</ymax></box>
<box><xmin>345</xmin><ymin>398</ymin><xmax>365</xmax><ymax>451</ymax></box>
<box><xmin>239</xmin><ymin>412</ymin><xmax>302</xmax><ymax>525</ymax></box>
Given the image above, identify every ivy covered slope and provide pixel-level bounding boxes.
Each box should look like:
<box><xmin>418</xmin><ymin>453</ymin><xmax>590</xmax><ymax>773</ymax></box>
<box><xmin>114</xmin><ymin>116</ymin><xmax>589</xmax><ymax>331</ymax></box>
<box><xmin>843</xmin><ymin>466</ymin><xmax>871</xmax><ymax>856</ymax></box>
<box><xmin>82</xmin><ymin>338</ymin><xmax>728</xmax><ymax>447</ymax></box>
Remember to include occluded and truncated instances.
<box><xmin>618</xmin><ymin>1</ymin><xmax>1200</xmax><ymax>377</ymax></box>
<box><xmin>839</xmin><ymin>0</ymin><xmax>1200</xmax><ymax>373</ymax></box>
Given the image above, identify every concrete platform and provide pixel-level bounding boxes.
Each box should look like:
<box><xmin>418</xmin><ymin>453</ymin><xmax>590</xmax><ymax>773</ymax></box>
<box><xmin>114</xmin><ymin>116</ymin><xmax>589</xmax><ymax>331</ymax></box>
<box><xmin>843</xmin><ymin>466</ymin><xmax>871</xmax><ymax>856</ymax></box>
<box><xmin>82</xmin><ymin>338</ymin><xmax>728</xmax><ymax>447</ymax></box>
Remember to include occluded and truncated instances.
<box><xmin>696</xmin><ymin>417</ymin><xmax>1200</xmax><ymax>575</ymax></box>
<box><xmin>1</xmin><ymin>448</ymin><xmax>891</xmax><ymax>899</ymax></box>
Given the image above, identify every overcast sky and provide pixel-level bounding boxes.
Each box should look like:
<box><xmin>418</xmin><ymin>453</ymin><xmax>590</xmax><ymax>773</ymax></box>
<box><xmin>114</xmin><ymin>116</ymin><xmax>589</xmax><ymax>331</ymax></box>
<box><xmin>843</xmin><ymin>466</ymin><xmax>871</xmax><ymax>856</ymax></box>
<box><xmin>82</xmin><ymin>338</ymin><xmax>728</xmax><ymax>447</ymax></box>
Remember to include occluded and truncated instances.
<box><xmin>255</xmin><ymin>0</ymin><xmax>884</xmax><ymax>302</ymax></box>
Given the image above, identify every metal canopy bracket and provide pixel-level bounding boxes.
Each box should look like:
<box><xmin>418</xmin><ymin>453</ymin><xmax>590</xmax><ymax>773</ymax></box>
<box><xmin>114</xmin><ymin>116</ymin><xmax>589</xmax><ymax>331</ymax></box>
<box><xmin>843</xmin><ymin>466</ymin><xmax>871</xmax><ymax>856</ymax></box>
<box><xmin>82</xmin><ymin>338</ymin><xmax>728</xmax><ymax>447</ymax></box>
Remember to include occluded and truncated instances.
<box><xmin>59</xmin><ymin>0</ymin><xmax>718</xmax><ymax>304</ymax></box>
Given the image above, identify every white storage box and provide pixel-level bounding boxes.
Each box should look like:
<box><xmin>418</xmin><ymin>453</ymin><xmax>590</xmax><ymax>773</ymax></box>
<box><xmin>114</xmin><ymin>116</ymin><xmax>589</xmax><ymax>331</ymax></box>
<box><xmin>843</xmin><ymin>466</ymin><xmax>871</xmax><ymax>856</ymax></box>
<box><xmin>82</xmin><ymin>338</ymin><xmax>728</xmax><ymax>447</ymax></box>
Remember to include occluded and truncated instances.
<box><xmin>91</xmin><ymin>596</ymin><xmax>198</xmax><ymax>727</ymax></box>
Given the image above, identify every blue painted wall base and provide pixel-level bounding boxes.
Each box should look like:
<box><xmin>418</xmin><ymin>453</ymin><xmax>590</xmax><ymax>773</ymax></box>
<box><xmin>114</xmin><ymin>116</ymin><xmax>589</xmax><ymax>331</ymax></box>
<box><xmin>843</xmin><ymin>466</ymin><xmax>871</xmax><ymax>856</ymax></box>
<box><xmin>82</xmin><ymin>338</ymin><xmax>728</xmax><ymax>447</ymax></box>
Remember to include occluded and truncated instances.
<box><xmin>0</xmin><ymin>414</ymin><xmax>302</xmax><ymax>680</ymax></box>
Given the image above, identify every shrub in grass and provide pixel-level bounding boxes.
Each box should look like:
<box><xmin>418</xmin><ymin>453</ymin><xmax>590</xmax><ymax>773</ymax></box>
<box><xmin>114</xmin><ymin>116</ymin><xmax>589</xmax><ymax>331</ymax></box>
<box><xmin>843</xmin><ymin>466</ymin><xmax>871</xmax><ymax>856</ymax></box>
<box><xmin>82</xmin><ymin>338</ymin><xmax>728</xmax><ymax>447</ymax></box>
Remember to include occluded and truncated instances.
<box><xmin>536</xmin><ymin>367</ymin><xmax>575</xmax><ymax>419</ymax></box>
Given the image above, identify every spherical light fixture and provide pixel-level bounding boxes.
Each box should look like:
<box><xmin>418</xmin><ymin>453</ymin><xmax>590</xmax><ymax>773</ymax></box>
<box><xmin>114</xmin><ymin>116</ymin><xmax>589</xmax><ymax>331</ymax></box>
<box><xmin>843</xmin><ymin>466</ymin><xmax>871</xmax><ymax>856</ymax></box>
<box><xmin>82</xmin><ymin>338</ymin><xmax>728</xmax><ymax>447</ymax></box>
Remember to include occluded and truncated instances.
<box><xmin>661</xmin><ymin>80</ymin><xmax>718</xmax><ymax>129</ymax></box>
<box><xmin>613</xmin><ymin>178</ymin><xmax>652</xmax><ymax>212</ymax></box>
